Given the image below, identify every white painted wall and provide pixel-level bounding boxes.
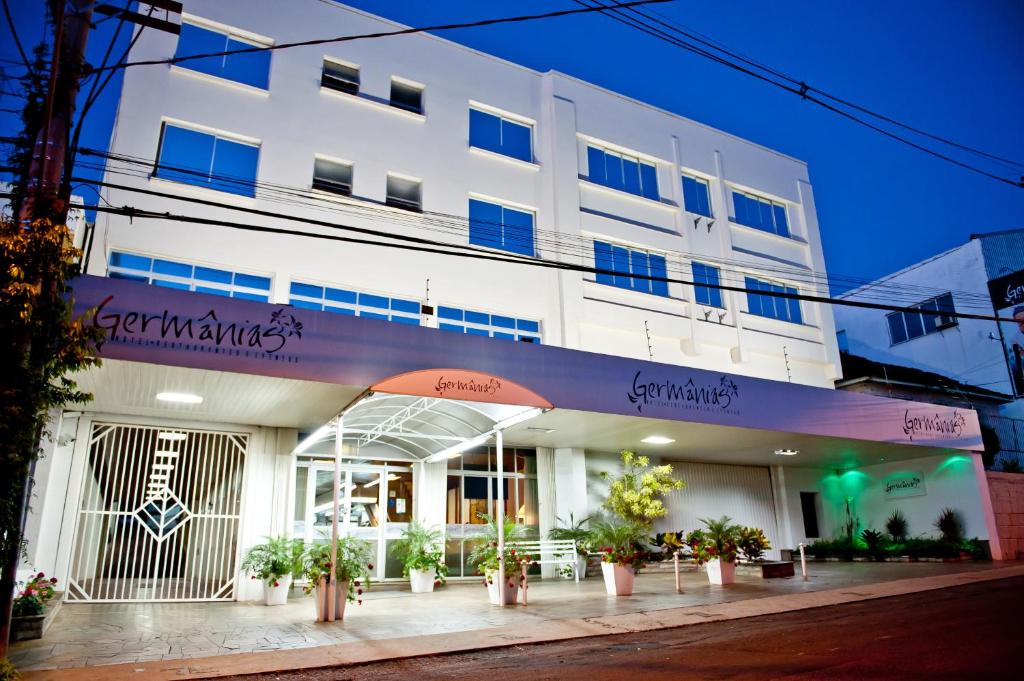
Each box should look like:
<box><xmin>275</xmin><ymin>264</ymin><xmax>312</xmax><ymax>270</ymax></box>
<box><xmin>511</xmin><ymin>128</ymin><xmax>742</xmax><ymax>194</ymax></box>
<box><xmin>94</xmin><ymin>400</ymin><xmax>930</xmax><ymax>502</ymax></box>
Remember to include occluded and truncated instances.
<box><xmin>88</xmin><ymin>0</ymin><xmax>841</xmax><ymax>389</ymax></box>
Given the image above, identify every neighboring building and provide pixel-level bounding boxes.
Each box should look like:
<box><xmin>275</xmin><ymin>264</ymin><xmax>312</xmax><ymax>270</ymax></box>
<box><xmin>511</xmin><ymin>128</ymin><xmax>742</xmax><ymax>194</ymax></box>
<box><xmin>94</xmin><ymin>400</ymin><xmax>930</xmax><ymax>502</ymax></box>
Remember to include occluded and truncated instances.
<box><xmin>19</xmin><ymin>1</ymin><xmax>1006</xmax><ymax>605</ymax></box>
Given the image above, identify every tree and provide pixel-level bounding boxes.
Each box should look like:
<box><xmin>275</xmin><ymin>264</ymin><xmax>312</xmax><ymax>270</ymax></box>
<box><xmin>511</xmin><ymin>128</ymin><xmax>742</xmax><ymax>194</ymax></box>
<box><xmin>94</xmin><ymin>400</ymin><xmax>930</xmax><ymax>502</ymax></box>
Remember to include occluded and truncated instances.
<box><xmin>600</xmin><ymin>450</ymin><xmax>685</xmax><ymax>528</ymax></box>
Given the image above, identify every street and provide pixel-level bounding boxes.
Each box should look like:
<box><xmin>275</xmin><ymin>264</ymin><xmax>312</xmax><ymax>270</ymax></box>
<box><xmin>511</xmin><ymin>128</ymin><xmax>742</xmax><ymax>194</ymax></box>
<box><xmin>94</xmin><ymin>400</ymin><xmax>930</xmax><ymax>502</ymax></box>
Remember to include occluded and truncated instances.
<box><xmin>225</xmin><ymin>576</ymin><xmax>1024</xmax><ymax>680</ymax></box>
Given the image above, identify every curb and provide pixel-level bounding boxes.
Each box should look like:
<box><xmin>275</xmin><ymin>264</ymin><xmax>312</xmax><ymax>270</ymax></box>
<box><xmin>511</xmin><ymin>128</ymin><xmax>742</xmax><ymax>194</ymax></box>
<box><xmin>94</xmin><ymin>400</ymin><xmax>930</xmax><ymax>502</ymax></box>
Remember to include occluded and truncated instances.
<box><xmin>22</xmin><ymin>564</ymin><xmax>1024</xmax><ymax>680</ymax></box>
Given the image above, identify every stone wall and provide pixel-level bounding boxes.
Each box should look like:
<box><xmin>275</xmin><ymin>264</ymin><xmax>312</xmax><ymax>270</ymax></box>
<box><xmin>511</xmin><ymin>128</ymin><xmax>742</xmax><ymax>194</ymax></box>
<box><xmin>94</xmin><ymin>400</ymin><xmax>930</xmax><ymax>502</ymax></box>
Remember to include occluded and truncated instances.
<box><xmin>988</xmin><ymin>472</ymin><xmax>1024</xmax><ymax>560</ymax></box>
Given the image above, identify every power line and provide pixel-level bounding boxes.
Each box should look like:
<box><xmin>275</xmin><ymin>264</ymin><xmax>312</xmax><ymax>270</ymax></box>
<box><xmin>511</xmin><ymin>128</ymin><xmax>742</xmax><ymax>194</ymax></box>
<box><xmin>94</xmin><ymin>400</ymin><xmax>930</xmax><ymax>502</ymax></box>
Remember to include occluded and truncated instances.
<box><xmin>12</xmin><ymin>191</ymin><xmax>1016</xmax><ymax>325</ymax></box>
<box><xmin>85</xmin><ymin>0</ymin><xmax>672</xmax><ymax>75</ymax></box>
<box><xmin>577</xmin><ymin>1</ymin><xmax>1023</xmax><ymax>188</ymax></box>
<box><xmin>1</xmin><ymin>0</ymin><xmax>33</xmax><ymax>74</ymax></box>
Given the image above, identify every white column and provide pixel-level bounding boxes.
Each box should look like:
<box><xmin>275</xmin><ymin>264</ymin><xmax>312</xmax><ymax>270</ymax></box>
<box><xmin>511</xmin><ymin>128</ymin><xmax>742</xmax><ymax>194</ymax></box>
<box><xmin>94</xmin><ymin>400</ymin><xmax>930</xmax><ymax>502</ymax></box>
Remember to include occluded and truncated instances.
<box><xmin>770</xmin><ymin>465</ymin><xmax>793</xmax><ymax>559</ymax></box>
<box><xmin>536</xmin><ymin>447</ymin><xmax>557</xmax><ymax>578</ymax></box>
<box><xmin>413</xmin><ymin>460</ymin><xmax>448</xmax><ymax>531</ymax></box>
<box><xmin>553</xmin><ymin>447</ymin><xmax>588</xmax><ymax>520</ymax></box>
<box><xmin>270</xmin><ymin>428</ymin><xmax>297</xmax><ymax>537</ymax></box>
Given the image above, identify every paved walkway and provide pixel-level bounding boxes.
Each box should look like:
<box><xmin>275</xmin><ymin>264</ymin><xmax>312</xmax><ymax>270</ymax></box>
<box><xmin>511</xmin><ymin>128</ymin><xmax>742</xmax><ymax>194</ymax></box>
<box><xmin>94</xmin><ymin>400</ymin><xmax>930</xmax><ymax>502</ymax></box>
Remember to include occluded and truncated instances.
<box><xmin>13</xmin><ymin>561</ymin><xmax>1024</xmax><ymax>680</ymax></box>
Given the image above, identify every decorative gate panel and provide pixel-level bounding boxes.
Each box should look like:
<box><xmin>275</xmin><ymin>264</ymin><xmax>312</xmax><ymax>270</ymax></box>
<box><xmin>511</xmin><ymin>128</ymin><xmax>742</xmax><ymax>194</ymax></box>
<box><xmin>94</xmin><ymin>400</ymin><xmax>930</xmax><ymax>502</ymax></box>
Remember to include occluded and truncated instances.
<box><xmin>67</xmin><ymin>422</ymin><xmax>247</xmax><ymax>602</ymax></box>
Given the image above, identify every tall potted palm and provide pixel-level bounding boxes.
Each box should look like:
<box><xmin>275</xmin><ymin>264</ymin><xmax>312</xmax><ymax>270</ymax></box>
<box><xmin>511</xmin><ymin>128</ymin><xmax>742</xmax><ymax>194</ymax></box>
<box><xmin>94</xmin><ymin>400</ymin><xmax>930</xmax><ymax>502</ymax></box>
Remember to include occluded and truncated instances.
<box><xmin>686</xmin><ymin>516</ymin><xmax>741</xmax><ymax>585</ymax></box>
<box><xmin>591</xmin><ymin>517</ymin><xmax>645</xmax><ymax>596</ymax></box>
<box><xmin>467</xmin><ymin>513</ymin><xmax>533</xmax><ymax>605</ymax></box>
<box><xmin>241</xmin><ymin>536</ymin><xmax>302</xmax><ymax>605</ymax></box>
<box><xmin>389</xmin><ymin>521</ymin><xmax>448</xmax><ymax>593</ymax></box>
<box><xmin>302</xmin><ymin>535</ymin><xmax>374</xmax><ymax>620</ymax></box>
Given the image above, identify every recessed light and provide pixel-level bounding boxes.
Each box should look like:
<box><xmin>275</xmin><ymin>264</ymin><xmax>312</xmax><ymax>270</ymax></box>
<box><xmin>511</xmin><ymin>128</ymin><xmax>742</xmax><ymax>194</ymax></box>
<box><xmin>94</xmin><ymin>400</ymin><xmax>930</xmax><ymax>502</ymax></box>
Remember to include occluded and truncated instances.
<box><xmin>642</xmin><ymin>436</ymin><xmax>675</xmax><ymax>445</ymax></box>
<box><xmin>158</xmin><ymin>432</ymin><xmax>187</xmax><ymax>441</ymax></box>
<box><xmin>156</xmin><ymin>392</ymin><xmax>203</xmax><ymax>404</ymax></box>
<box><xmin>774</xmin><ymin>449</ymin><xmax>799</xmax><ymax>456</ymax></box>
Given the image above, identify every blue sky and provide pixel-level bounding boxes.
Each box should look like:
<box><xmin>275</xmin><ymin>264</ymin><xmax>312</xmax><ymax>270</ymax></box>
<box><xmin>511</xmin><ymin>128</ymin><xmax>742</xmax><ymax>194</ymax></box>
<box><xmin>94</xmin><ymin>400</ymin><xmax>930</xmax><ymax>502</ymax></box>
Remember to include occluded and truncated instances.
<box><xmin>2</xmin><ymin>1</ymin><xmax>1022</xmax><ymax>292</ymax></box>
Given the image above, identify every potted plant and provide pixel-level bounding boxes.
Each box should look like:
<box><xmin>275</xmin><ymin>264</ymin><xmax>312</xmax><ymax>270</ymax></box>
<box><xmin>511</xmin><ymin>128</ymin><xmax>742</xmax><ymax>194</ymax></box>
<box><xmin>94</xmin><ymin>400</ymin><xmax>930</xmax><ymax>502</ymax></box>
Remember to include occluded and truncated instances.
<box><xmin>302</xmin><ymin>535</ymin><xmax>374</xmax><ymax>620</ymax></box>
<box><xmin>241</xmin><ymin>535</ymin><xmax>302</xmax><ymax>605</ymax></box>
<box><xmin>389</xmin><ymin>521</ymin><xmax>448</xmax><ymax>593</ymax></box>
<box><xmin>686</xmin><ymin>516</ymin><xmax>741</xmax><ymax>585</ymax></box>
<box><xmin>737</xmin><ymin>526</ymin><xmax>771</xmax><ymax>562</ymax></box>
<box><xmin>886</xmin><ymin>509</ymin><xmax>909</xmax><ymax>543</ymax></box>
<box><xmin>591</xmin><ymin>517</ymin><xmax>645</xmax><ymax>596</ymax></box>
<box><xmin>600</xmin><ymin>450</ymin><xmax>685</xmax><ymax>527</ymax></box>
<box><xmin>11</xmin><ymin>571</ymin><xmax>59</xmax><ymax>641</ymax></box>
<box><xmin>547</xmin><ymin>513</ymin><xmax>592</xmax><ymax>579</ymax></box>
<box><xmin>467</xmin><ymin>513</ymin><xmax>534</xmax><ymax>605</ymax></box>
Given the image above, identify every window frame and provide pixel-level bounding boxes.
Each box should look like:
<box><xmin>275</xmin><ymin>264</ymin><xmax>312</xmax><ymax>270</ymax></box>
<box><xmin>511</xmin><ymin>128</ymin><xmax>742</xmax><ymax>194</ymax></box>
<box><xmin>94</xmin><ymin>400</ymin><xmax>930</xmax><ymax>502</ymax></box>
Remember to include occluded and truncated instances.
<box><xmin>389</xmin><ymin>77</ymin><xmax>424</xmax><ymax>114</ymax></box>
<box><xmin>153</xmin><ymin>121</ymin><xmax>260</xmax><ymax>197</ymax></box>
<box><xmin>289</xmin><ymin>280</ymin><xmax>423</xmax><ymax>325</ymax></box>
<box><xmin>385</xmin><ymin>173</ymin><xmax>423</xmax><ymax>212</ymax></box>
<box><xmin>586</xmin><ymin>145</ymin><xmax>659</xmax><ymax>201</ymax></box>
<box><xmin>593</xmin><ymin>240</ymin><xmax>669</xmax><ymax>297</ymax></box>
<box><xmin>744</xmin><ymin>275</ymin><xmax>802</xmax><ymax>324</ymax></box>
<box><xmin>468</xmin><ymin>105</ymin><xmax>534</xmax><ymax>163</ymax></box>
<box><xmin>691</xmin><ymin>261</ymin><xmax>724</xmax><ymax>308</ymax></box>
<box><xmin>107</xmin><ymin>250</ymin><xmax>272</xmax><ymax>301</ymax></box>
<box><xmin>731</xmin><ymin>190</ymin><xmax>790</xmax><ymax>237</ymax></box>
<box><xmin>321</xmin><ymin>58</ymin><xmax>360</xmax><ymax>96</ymax></box>
<box><xmin>886</xmin><ymin>292</ymin><xmax>957</xmax><ymax>346</ymax></box>
<box><xmin>311</xmin><ymin>156</ymin><xmax>353</xmax><ymax>196</ymax></box>
<box><xmin>468</xmin><ymin>196</ymin><xmax>536</xmax><ymax>257</ymax></box>
<box><xmin>173</xmin><ymin>18</ymin><xmax>272</xmax><ymax>90</ymax></box>
<box><xmin>436</xmin><ymin>304</ymin><xmax>542</xmax><ymax>343</ymax></box>
<box><xmin>681</xmin><ymin>173</ymin><xmax>713</xmax><ymax>218</ymax></box>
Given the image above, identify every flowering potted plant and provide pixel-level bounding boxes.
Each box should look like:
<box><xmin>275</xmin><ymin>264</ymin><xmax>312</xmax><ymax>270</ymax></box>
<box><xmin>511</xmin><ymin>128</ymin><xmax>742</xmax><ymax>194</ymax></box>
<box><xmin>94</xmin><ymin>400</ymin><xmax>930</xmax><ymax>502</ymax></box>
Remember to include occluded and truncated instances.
<box><xmin>241</xmin><ymin>535</ymin><xmax>302</xmax><ymax>605</ymax></box>
<box><xmin>389</xmin><ymin>521</ymin><xmax>448</xmax><ymax>593</ymax></box>
<box><xmin>11</xmin><ymin>571</ymin><xmax>60</xmax><ymax>641</ymax></box>
<box><xmin>686</xmin><ymin>516</ymin><xmax>741</xmax><ymax>585</ymax></box>
<box><xmin>302</xmin><ymin>535</ymin><xmax>374</xmax><ymax>620</ymax></box>
<box><xmin>591</xmin><ymin>517</ymin><xmax>646</xmax><ymax>596</ymax></box>
<box><xmin>468</xmin><ymin>513</ymin><xmax>533</xmax><ymax>605</ymax></box>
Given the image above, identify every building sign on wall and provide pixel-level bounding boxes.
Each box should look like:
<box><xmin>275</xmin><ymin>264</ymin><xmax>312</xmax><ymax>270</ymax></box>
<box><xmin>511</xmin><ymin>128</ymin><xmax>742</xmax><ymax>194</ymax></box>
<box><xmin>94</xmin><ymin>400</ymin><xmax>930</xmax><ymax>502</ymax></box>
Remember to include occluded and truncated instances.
<box><xmin>987</xmin><ymin>268</ymin><xmax>1024</xmax><ymax>398</ymax></box>
<box><xmin>884</xmin><ymin>471</ymin><xmax>927</xmax><ymax>499</ymax></box>
<box><xmin>626</xmin><ymin>370</ymin><xmax>740</xmax><ymax>415</ymax></box>
<box><xmin>372</xmin><ymin>369</ymin><xmax>553</xmax><ymax>409</ymax></box>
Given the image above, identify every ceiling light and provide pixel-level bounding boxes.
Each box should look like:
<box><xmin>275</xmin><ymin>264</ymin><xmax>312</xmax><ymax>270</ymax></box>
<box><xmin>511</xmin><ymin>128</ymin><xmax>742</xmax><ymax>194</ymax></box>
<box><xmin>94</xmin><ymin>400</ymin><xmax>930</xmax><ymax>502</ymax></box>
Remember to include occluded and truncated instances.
<box><xmin>156</xmin><ymin>392</ymin><xmax>203</xmax><ymax>404</ymax></box>
<box><xmin>158</xmin><ymin>432</ymin><xmax>187</xmax><ymax>441</ymax></box>
<box><xmin>642</xmin><ymin>436</ymin><xmax>675</xmax><ymax>445</ymax></box>
<box><xmin>774</xmin><ymin>449</ymin><xmax>799</xmax><ymax>456</ymax></box>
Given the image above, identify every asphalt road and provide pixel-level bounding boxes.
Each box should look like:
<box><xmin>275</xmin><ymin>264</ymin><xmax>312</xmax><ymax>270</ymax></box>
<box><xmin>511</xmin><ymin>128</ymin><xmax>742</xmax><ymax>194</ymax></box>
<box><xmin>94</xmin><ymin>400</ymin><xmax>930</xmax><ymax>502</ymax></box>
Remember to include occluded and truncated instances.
<box><xmin>227</xmin><ymin>576</ymin><xmax>1023</xmax><ymax>680</ymax></box>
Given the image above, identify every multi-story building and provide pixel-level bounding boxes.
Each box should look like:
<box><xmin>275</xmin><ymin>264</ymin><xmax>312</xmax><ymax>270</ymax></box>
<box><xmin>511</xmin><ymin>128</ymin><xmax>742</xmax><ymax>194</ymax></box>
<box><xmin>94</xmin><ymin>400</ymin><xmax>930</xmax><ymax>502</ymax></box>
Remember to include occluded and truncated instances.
<box><xmin>20</xmin><ymin>1</ymin><xmax>1003</xmax><ymax>605</ymax></box>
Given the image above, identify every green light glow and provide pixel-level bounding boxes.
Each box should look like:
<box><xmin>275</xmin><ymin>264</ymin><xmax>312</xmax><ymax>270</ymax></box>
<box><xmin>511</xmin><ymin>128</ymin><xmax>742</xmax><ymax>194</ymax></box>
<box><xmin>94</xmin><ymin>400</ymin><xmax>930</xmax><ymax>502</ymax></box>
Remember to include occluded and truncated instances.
<box><xmin>938</xmin><ymin>454</ymin><xmax>972</xmax><ymax>471</ymax></box>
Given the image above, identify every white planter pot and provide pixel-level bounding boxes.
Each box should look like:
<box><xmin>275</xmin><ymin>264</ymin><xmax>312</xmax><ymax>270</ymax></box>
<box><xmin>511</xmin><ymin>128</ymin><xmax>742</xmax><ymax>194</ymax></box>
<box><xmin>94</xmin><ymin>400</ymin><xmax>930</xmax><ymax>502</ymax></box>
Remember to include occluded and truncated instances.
<box><xmin>576</xmin><ymin>554</ymin><xmax>588</xmax><ymax>580</ymax></box>
<box><xmin>601</xmin><ymin>562</ymin><xmax>635</xmax><ymax>596</ymax></box>
<box><xmin>485</xmin><ymin>572</ymin><xmax>520</xmax><ymax>605</ymax></box>
<box><xmin>263</xmin><ymin>574</ymin><xmax>292</xmax><ymax>606</ymax></box>
<box><xmin>314</xmin><ymin>578</ymin><xmax>349</xmax><ymax>620</ymax></box>
<box><xmin>705</xmin><ymin>558</ymin><xmax>736</xmax><ymax>585</ymax></box>
<box><xmin>409</xmin><ymin>568</ymin><xmax>436</xmax><ymax>593</ymax></box>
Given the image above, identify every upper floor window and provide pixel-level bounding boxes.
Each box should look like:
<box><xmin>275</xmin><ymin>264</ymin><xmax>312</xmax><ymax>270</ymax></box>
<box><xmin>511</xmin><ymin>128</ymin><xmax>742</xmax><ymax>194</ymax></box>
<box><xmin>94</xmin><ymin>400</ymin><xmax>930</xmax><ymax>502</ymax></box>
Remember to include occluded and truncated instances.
<box><xmin>174</xmin><ymin>21</ymin><xmax>270</xmax><ymax>89</ymax></box>
<box><xmin>886</xmin><ymin>292</ymin><xmax>956</xmax><ymax>345</ymax></box>
<box><xmin>469</xmin><ymin>108</ymin><xmax>532</xmax><ymax>162</ymax></box>
<box><xmin>321</xmin><ymin>59</ymin><xmax>359</xmax><ymax>95</ymax></box>
<box><xmin>386</xmin><ymin>174</ymin><xmax>422</xmax><ymax>212</ymax></box>
<box><xmin>390</xmin><ymin>78</ymin><xmax>423</xmax><ymax>114</ymax></box>
<box><xmin>469</xmin><ymin>198</ymin><xmax>535</xmax><ymax>256</ymax></box>
<box><xmin>108</xmin><ymin>251</ymin><xmax>271</xmax><ymax>301</ymax></box>
<box><xmin>745</xmin><ymin>276</ymin><xmax>801</xmax><ymax>323</ymax></box>
<box><xmin>437</xmin><ymin>306</ymin><xmax>541</xmax><ymax>343</ymax></box>
<box><xmin>154</xmin><ymin>123</ymin><xmax>259</xmax><ymax>197</ymax></box>
<box><xmin>732</xmin><ymin>191</ymin><xmax>789</xmax><ymax>237</ymax></box>
<box><xmin>587</xmin><ymin>146</ymin><xmax>658</xmax><ymax>200</ymax></box>
<box><xmin>312</xmin><ymin>157</ymin><xmax>352</xmax><ymax>196</ymax></box>
<box><xmin>593</xmin><ymin>240</ymin><xmax>668</xmax><ymax>296</ymax></box>
<box><xmin>682</xmin><ymin>174</ymin><xmax>712</xmax><ymax>218</ymax></box>
<box><xmin>289</xmin><ymin>281</ymin><xmax>421</xmax><ymax>325</ymax></box>
<box><xmin>692</xmin><ymin>261</ymin><xmax>723</xmax><ymax>308</ymax></box>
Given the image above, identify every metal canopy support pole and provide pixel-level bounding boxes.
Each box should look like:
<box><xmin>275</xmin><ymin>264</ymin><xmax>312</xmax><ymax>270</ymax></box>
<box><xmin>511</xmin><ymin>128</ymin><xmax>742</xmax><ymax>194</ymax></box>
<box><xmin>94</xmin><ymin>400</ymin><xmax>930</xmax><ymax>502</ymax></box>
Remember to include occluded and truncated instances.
<box><xmin>496</xmin><ymin>428</ymin><xmax>505</xmax><ymax>606</ymax></box>
<box><xmin>329</xmin><ymin>416</ymin><xmax>343</xmax><ymax>621</ymax></box>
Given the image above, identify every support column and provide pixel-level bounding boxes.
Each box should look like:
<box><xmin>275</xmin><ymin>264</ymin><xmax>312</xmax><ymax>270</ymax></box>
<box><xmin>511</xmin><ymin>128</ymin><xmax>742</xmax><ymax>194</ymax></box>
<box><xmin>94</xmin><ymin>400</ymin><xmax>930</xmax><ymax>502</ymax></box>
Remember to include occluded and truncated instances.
<box><xmin>973</xmin><ymin>453</ymin><xmax>1004</xmax><ymax>560</ymax></box>
<box><xmin>770</xmin><ymin>465</ymin><xmax>793</xmax><ymax>556</ymax></box>
<box><xmin>270</xmin><ymin>428</ymin><xmax>297</xmax><ymax>537</ymax></box>
<box><xmin>536</xmin><ymin>447</ymin><xmax>557</xmax><ymax>578</ymax></box>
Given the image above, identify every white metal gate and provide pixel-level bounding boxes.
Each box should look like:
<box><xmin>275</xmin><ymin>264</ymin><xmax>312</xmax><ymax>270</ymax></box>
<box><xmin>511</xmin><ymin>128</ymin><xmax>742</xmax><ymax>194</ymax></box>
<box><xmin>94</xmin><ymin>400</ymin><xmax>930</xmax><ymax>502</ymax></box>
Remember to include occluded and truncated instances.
<box><xmin>66</xmin><ymin>422</ymin><xmax>247</xmax><ymax>602</ymax></box>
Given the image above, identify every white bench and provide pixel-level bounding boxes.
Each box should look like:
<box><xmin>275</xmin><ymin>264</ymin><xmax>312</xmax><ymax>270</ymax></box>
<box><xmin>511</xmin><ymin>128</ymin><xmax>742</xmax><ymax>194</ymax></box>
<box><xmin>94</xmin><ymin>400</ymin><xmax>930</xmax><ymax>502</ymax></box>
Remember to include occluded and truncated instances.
<box><xmin>507</xmin><ymin>539</ymin><xmax>581</xmax><ymax>583</ymax></box>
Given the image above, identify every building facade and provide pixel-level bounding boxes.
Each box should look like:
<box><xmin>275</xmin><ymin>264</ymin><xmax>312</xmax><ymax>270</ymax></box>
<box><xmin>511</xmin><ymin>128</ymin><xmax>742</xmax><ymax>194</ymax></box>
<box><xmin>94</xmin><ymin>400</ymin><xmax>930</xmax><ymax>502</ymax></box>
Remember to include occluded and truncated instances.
<box><xmin>18</xmin><ymin>1</ymin><xmax>1005</xmax><ymax>605</ymax></box>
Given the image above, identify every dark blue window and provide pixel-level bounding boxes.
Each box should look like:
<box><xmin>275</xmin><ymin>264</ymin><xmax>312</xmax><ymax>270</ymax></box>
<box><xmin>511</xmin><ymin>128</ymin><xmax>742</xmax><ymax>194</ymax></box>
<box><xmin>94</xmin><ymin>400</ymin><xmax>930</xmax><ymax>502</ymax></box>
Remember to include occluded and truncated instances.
<box><xmin>438</xmin><ymin>305</ymin><xmax>541</xmax><ymax>342</ymax></box>
<box><xmin>174</xmin><ymin>22</ymin><xmax>270</xmax><ymax>89</ymax></box>
<box><xmin>289</xmin><ymin>281</ymin><xmax>421</xmax><ymax>324</ymax></box>
<box><xmin>745</xmin><ymin>277</ymin><xmax>801</xmax><ymax>323</ymax></box>
<box><xmin>886</xmin><ymin>293</ymin><xmax>956</xmax><ymax>344</ymax></box>
<box><xmin>469</xmin><ymin>109</ymin><xmax>532</xmax><ymax>162</ymax></box>
<box><xmin>682</xmin><ymin>175</ymin><xmax>712</xmax><ymax>217</ymax></box>
<box><xmin>155</xmin><ymin>124</ymin><xmax>259</xmax><ymax>197</ymax></box>
<box><xmin>468</xmin><ymin>199</ymin><xmax>535</xmax><ymax>256</ymax></box>
<box><xmin>592</xmin><ymin>240</ymin><xmax>668</xmax><ymax>297</ymax></box>
<box><xmin>587</xmin><ymin>146</ymin><xmax>658</xmax><ymax>200</ymax></box>
<box><xmin>692</xmin><ymin>262</ymin><xmax>723</xmax><ymax>308</ymax></box>
<box><xmin>107</xmin><ymin>250</ymin><xmax>270</xmax><ymax>299</ymax></box>
<box><xmin>732</xmin><ymin>192</ymin><xmax>789</xmax><ymax>236</ymax></box>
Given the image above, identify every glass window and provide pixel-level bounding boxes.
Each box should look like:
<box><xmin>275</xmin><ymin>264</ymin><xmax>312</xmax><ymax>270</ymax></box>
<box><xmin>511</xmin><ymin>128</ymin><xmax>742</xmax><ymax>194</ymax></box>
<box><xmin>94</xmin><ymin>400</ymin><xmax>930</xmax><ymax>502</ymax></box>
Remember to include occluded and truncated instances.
<box><xmin>290</xmin><ymin>280</ymin><xmax>422</xmax><ymax>325</ymax></box>
<box><xmin>469</xmin><ymin>108</ymin><xmax>532</xmax><ymax>162</ymax></box>
<box><xmin>390</xmin><ymin>79</ymin><xmax>423</xmax><ymax>114</ymax></box>
<box><xmin>587</xmin><ymin>146</ymin><xmax>659</xmax><ymax>200</ymax></box>
<box><xmin>437</xmin><ymin>304</ymin><xmax>541</xmax><ymax>343</ymax></box>
<box><xmin>886</xmin><ymin>293</ymin><xmax>957</xmax><ymax>345</ymax></box>
<box><xmin>745</xmin><ymin>276</ymin><xmax>801</xmax><ymax>323</ymax></box>
<box><xmin>682</xmin><ymin>175</ymin><xmax>712</xmax><ymax>217</ymax></box>
<box><xmin>386</xmin><ymin>174</ymin><xmax>422</xmax><ymax>211</ymax></box>
<box><xmin>692</xmin><ymin>261</ymin><xmax>723</xmax><ymax>308</ymax></box>
<box><xmin>887</xmin><ymin>313</ymin><xmax>908</xmax><ymax>344</ymax></box>
<box><xmin>732</xmin><ymin>191</ymin><xmax>789</xmax><ymax>237</ymax></box>
<box><xmin>174</xmin><ymin>22</ymin><xmax>270</xmax><ymax>89</ymax></box>
<box><xmin>468</xmin><ymin>198</ymin><xmax>535</xmax><ymax>256</ymax></box>
<box><xmin>107</xmin><ymin>250</ymin><xmax>271</xmax><ymax>299</ymax></box>
<box><xmin>155</xmin><ymin>123</ymin><xmax>258</xmax><ymax>197</ymax></box>
<box><xmin>592</xmin><ymin>240</ymin><xmax>668</xmax><ymax>297</ymax></box>
<box><xmin>321</xmin><ymin>59</ymin><xmax>359</xmax><ymax>95</ymax></box>
<box><xmin>312</xmin><ymin>158</ymin><xmax>352</xmax><ymax>195</ymax></box>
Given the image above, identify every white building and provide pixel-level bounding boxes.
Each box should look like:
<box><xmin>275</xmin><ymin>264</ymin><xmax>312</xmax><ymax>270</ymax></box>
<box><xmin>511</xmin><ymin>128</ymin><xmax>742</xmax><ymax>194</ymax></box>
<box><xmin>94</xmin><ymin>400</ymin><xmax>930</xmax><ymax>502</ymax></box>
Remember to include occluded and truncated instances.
<box><xmin>20</xmin><ymin>1</ymin><xmax>1005</xmax><ymax>604</ymax></box>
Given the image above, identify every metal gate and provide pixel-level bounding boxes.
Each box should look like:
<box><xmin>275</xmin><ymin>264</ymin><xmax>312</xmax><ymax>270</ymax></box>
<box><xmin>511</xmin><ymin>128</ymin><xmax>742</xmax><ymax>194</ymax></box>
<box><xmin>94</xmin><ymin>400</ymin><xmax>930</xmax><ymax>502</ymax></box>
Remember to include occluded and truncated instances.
<box><xmin>66</xmin><ymin>422</ymin><xmax>247</xmax><ymax>602</ymax></box>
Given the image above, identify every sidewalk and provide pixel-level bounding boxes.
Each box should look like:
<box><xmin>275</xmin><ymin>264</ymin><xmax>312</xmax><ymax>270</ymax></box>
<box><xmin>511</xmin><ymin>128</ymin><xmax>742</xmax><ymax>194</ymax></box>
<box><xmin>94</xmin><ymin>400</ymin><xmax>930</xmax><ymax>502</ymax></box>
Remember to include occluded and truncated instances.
<box><xmin>18</xmin><ymin>562</ymin><xmax>1024</xmax><ymax>680</ymax></box>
